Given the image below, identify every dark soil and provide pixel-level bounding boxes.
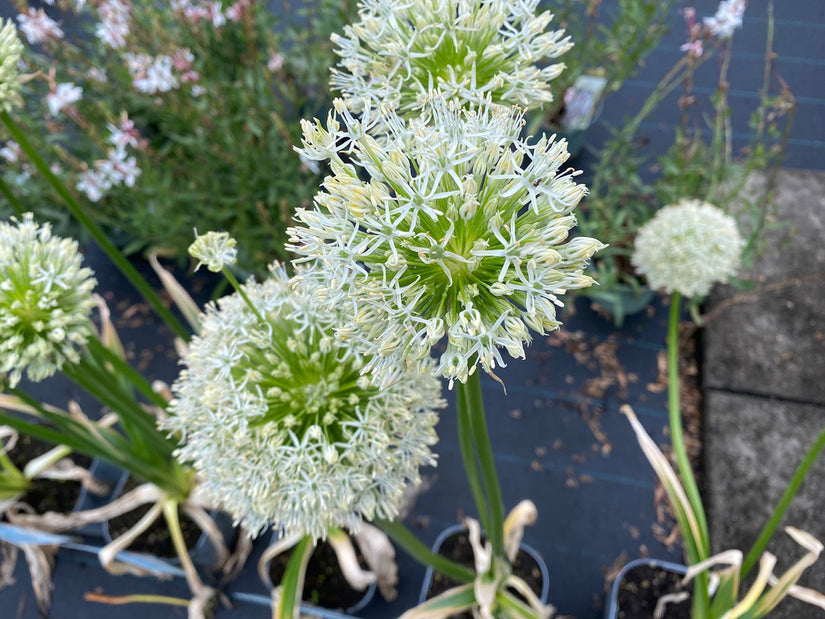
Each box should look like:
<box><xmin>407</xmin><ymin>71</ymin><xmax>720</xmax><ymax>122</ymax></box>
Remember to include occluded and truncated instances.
<box><xmin>6</xmin><ymin>433</ymin><xmax>92</xmax><ymax>514</ymax></box>
<box><xmin>425</xmin><ymin>531</ymin><xmax>544</xmax><ymax>619</ymax></box>
<box><xmin>106</xmin><ymin>476</ymin><xmax>203</xmax><ymax>558</ymax></box>
<box><xmin>615</xmin><ymin>564</ymin><xmax>692</xmax><ymax>619</ymax></box>
<box><xmin>269</xmin><ymin>537</ymin><xmax>371</xmax><ymax>611</ymax></box>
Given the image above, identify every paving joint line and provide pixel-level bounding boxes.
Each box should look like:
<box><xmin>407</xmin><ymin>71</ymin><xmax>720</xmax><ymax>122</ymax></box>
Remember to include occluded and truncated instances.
<box><xmin>704</xmin><ymin>386</ymin><xmax>825</xmax><ymax>410</ymax></box>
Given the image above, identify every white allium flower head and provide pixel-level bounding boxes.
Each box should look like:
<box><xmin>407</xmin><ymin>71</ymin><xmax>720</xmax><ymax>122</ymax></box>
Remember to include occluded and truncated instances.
<box><xmin>0</xmin><ymin>214</ymin><xmax>97</xmax><ymax>387</ymax></box>
<box><xmin>632</xmin><ymin>199</ymin><xmax>743</xmax><ymax>298</ymax></box>
<box><xmin>188</xmin><ymin>230</ymin><xmax>237</xmax><ymax>272</ymax></box>
<box><xmin>166</xmin><ymin>264</ymin><xmax>442</xmax><ymax>539</ymax></box>
<box><xmin>330</xmin><ymin>0</ymin><xmax>572</xmax><ymax>115</ymax></box>
<box><xmin>288</xmin><ymin>97</ymin><xmax>605</xmax><ymax>388</ymax></box>
<box><xmin>0</xmin><ymin>19</ymin><xmax>24</xmax><ymax>113</ymax></box>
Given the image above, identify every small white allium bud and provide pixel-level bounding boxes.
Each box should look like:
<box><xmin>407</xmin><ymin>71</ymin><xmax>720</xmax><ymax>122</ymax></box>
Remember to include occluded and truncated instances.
<box><xmin>632</xmin><ymin>199</ymin><xmax>744</xmax><ymax>298</ymax></box>
<box><xmin>188</xmin><ymin>230</ymin><xmax>237</xmax><ymax>272</ymax></box>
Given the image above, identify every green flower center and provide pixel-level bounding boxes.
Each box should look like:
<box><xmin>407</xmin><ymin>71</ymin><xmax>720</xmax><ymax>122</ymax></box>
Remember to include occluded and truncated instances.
<box><xmin>238</xmin><ymin>317</ymin><xmax>378</xmax><ymax>442</ymax></box>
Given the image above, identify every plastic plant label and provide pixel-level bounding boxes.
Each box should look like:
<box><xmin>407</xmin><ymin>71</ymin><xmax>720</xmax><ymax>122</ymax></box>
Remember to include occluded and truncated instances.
<box><xmin>562</xmin><ymin>75</ymin><xmax>608</xmax><ymax>131</ymax></box>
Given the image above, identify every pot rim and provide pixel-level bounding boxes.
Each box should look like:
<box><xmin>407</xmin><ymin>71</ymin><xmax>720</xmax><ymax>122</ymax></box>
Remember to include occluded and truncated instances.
<box><xmin>418</xmin><ymin>523</ymin><xmax>551</xmax><ymax>606</ymax></box>
<box><xmin>604</xmin><ymin>557</ymin><xmax>688</xmax><ymax>619</ymax></box>
<box><xmin>230</xmin><ymin>591</ymin><xmax>360</xmax><ymax>619</ymax></box>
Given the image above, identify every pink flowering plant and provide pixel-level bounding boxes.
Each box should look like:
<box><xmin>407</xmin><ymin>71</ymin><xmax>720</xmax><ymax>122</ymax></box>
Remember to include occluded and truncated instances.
<box><xmin>526</xmin><ymin>0</ymin><xmax>675</xmax><ymax>134</ymax></box>
<box><xmin>1</xmin><ymin>0</ymin><xmax>355</xmax><ymax>275</ymax></box>
<box><xmin>576</xmin><ymin>1</ymin><xmax>795</xmax><ymax>324</ymax></box>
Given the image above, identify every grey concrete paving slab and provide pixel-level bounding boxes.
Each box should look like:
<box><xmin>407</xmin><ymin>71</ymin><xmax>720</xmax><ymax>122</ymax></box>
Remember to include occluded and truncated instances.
<box><xmin>704</xmin><ymin>390</ymin><xmax>825</xmax><ymax>619</ymax></box>
<box><xmin>703</xmin><ymin>169</ymin><xmax>825</xmax><ymax>405</ymax></box>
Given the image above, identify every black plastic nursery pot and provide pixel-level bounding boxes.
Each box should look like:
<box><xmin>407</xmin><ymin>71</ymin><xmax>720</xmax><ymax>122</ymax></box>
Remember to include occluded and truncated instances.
<box><xmin>102</xmin><ymin>469</ymin><xmax>236</xmax><ymax>569</ymax></box>
<box><xmin>262</xmin><ymin>530</ymin><xmax>377</xmax><ymax>616</ymax></box>
<box><xmin>604</xmin><ymin>558</ymin><xmax>690</xmax><ymax>619</ymax></box>
<box><xmin>419</xmin><ymin>523</ymin><xmax>550</xmax><ymax>618</ymax></box>
<box><xmin>234</xmin><ymin>531</ymin><xmax>377</xmax><ymax>618</ymax></box>
<box><xmin>584</xmin><ymin>283</ymin><xmax>656</xmax><ymax>327</ymax></box>
<box><xmin>0</xmin><ymin>454</ymin><xmax>99</xmax><ymax>559</ymax></box>
<box><xmin>5</xmin><ymin>434</ymin><xmax>98</xmax><ymax>517</ymax></box>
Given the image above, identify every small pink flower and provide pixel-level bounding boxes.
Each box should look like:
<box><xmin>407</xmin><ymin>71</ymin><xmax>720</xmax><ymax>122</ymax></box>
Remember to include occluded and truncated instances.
<box><xmin>704</xmin><ymin>0</ymin><xmax>746</xmax><ymax>39</ymax></box>
<box><xmin>95</xmin><ymin>19</ymin><xmax>129</xmax><ymax>48</ymax></box>
<box><xmin>172</xmin><ymin>48</ymin><xmax>194</xmax><ymax>71</ymax></box>
<box><xmin>47</xmin><ymin>83</ymin><xmax>83</xmax><ymax>116</ymax></box>
<box><xmin>87</xmin><ymin>68</ymin><xmax>108</xmax><ymax>83</ymax></box>
<box><xmin>77</xmin><ymin>169</ymin><xmax>109</xmax><ymax>202</ymax></box>
<box><xmin>132</xmin><ymin>56</ymin><xmax>178</xmax><ymax>94</ymax></box>
<box><xmin>226</xmin><ymin>3</ymin><xmax>243</xmax><ymax>22</ymax></box>
<box><xmin>95</xmin><ymin>0</ymin><xmax>131</xmax><ymax>48</ymax></box>
<box><xmin>208</xmin><ymin>2</ymin><xmax>226</xmax><ymax>28</ymax></box>
<box><xmin>180</xmin><ymin>70</ymin><xmax>200</xmax><ymax>83</ymax></box>
<box><xmin>96</xmin><ymin>149</ymin><xmax>141</xmax><ymax>188</ymax></box>
<box><xmin>226</xmin><ymin>0</ymin><xmax>250</xmax><ymax>22</ymax></box>
<box><xmin>680</xmin><ymin>40</ymin><xmax>704</xmax><ymax>58</ymax></box>
<box><xmin>107</xmin><ymin>114</ymin><xmax>143</xmax><ymax>152</ymax></box>
<box><xmin>268</xmin><ymin>51</ymin><xmax>284</xmax><ymax>73</ymax></box>
<box><xmin>16</xmin><ymin>8</ymin><xmax>64</xmax><ymax>44</ymax></box>
<box><xmin>0</xmin><ymin>142</ymin><xmax>21</xmax><ymax>164</ymax></box>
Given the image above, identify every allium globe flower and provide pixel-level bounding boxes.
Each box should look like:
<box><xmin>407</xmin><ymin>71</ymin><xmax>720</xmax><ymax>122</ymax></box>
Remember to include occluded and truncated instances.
<box><xmin>0</xmin><ymin>18</ymin><xmax>24</xmax><ymax>113</ymax></box>
<box><xmin>165</xmin><ymin>264</ymin><xmax>443</xmax><ymax>539</ymax></box>
<box><xmin>0</xmin><ymin>214</ymin><xmax>97</xmax><ymax>387</ymax></box>
<box><xmin>632</xmin><ymin>199</ymin><xmax>743</xmax><ymax>298</ymax></box>
<box><xmin>288</xmin><ymin>98</ymin><xmax>605</xmax><ymax>388</ymax></box>
<box><xmin>330</xmin><ymin>0</ymin><xmax>572</xmax><ymax>115</ymax></box>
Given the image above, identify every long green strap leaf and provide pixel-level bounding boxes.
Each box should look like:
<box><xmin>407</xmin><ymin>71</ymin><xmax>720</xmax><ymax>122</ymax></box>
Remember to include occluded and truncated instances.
<box><xmin>375</xmin><ymin>519</ymin><xmax>474</xmax><ymax>583</ymax></box>
<box><xmin>497</xmin><ymin>591</ymin><xmax>545</xmax><ymax>619</ymax></box>
<box><xmin>1</xmin><ymin>390</ymin><xmax>177</xmax><ymax>491</ymax></box>
<box><xmin>741</xmin><ymin>423</ymin><xmax>825</xmax><ymax>578</ymax></box>
<box><xmin>400</xmin><ymin>583</ymin><xmax>476</xmax><ymax>619</ymax></box>
<box><xmin>64</xmin><ymin>360</ymin><xmax>175</xmax><ymax>459</ymax></box>
<box><xmin>276</xmin><ymin>536</ymin><xmax>312</xmax><ymax>619</ymax></box>
<box><xmin>86</xmin><ymin>337</ymin><xmax>169</xmax><ymax>409</ymax></box>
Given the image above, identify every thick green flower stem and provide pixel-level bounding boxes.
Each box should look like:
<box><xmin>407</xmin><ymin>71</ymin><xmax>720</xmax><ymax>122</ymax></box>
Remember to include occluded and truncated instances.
<box><xmin>668</xmin><ymin>294</ymin><xmax>710</xmax><ymax>551</ymax></box>
<box><xmin>668</xmin><ymin>293</ymin><xmax>710</xmax><ymax>616</ymax></box>
<box><xmin>457</xmin><ymin>371</ymin><xmax>506</xmax><ymax>561</ymax></box>
<box><xmin>0</xmin><ymin>111</ymin><xmax>189</xmax><ymax>341</ymax></box>
<box><xmin>741</xmin><ymin>422</ymin><xmax>825</xmax><ymax>578</ymax></box>
<box><xmin>376</xmin><ymin>519</ymin><xmax>474</xmax><ymax>584</ymax></box>
<box><xmin>456</xmin><ymin>379</ymin><xmax>492</xmax><ymax>537</ymax></box>
<box><xmin>221</xmin><ymin>266</ymin><xmax>267</xmax><ymax>325</ymax></box>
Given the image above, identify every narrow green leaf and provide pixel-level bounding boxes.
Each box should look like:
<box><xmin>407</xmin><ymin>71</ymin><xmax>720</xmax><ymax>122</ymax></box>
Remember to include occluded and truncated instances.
<box><xmin>276</xmin><ymin>536</ymin><xmax>312</xmax><ymax>619</ymax></box>
<box><xmin>375</xmin><ymin>519</ymin><xmax>474</xmax><ymax>584</ymax></box>
<box><xmin>399</xmin><ymin>584</ymin><xmax>476</xmax><ymax>619</ymax></box>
